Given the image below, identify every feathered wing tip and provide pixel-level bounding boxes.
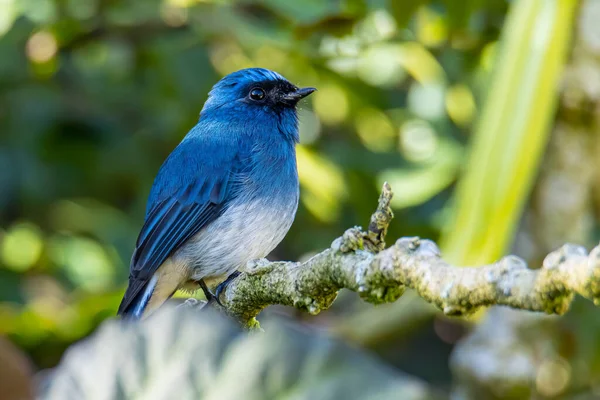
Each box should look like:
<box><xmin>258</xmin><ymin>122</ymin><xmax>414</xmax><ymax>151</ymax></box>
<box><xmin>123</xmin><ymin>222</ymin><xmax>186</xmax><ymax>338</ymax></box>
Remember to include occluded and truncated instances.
<box><xmin>117</xmin><ymin>275</ymin><xmax>158</xmax><ymax>319</ymax></box>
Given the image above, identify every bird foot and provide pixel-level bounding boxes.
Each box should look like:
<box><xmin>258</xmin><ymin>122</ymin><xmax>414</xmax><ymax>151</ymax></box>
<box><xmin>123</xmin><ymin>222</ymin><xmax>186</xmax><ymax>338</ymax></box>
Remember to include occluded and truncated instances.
<box><xmin>215</xmin><ymin>271</ymin><xmax>241</xmax><ymax>307</ymax></box>
<box><xmin>177</xmin><ymin>298</ymin><xmax>208</xmax><ymax>312</ymax></box>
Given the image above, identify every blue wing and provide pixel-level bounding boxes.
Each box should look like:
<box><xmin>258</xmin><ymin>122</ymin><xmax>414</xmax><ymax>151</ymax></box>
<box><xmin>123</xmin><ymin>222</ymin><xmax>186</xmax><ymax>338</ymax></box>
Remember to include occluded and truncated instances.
<box><xmin>118</xmin><ymin>125</ymin><xmax>244</xmax><ymax>315</ymax></box>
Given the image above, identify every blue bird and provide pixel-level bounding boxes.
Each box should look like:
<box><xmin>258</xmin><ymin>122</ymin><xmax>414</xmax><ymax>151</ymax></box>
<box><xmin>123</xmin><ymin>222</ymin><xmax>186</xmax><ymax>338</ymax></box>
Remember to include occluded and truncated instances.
<box><xmin>118</xmin><ymin>68</ymin><xmax>315</xmax><ymax>319</ymax></box>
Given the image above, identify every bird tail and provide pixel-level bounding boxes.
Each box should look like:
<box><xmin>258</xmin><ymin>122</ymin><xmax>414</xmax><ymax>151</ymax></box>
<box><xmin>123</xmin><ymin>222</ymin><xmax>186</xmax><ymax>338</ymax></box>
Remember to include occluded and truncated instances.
<box><xmin>118</xmin><ymin>275</ymin><xmax>158</xmax><ymax>319</ymax></box>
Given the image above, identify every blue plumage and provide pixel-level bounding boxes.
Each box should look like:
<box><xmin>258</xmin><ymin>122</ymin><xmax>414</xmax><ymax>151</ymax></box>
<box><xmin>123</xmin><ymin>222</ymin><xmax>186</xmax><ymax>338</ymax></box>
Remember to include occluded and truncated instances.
<box><xmin>118</xmin><ymin>68</ymin><xmax>315</xmax><ymax>318</ymax></box>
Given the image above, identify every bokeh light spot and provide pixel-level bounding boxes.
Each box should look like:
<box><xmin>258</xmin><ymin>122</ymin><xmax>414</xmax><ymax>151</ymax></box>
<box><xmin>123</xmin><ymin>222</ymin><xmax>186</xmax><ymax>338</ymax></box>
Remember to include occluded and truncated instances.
<box><xmin>0</xmin><ymin>0</ymin><xmax>17</xmax><ymax>36</ymax></box>
<box><xmin>399</xmin><ymin>119</ymin><xmax>438</xmax><ymax>162</ymax></box>
<box><xmin>354</xmin><ymin>108</ymin><xmax>396</xmax><ymax>152</ymax></box>
<box><xmin>358</xmin><ymin>44</ymin><xmax>406</xmax><ymax>87</ymax></box>
<box><xmin>26</xmin><ymin>31</ymin><xmax>57</xmax><ymax>64</ymax></box>
<box><xmin>416</xmin><ymin>7</ymin><xmax>448</xmax><ymax>47</ymax></box>
<box><xmin>297</xmin><ymin>145</ymin><xmax>347</xmax><ymax>222</ymax></box>
<box><xmin>1</xmin><ymin>222</ymin><xmax>44</xmax><ymax>272</ymax></box>
<box><xmin>408</xmin><ymin>82</ymin><xmax>446</xmax><ymax>120</ymax></box>
<box><xmin>49</xmin><ymin>236</ymin><xmax>115</xmax><ymax>293</ymax></box>
<box><xmin>399</xmin><ymin>42</ymin><xmax>445</xmax><ymax>84</ymax></box>
<box><xmin>536</xmin><ymin>358</ymin><xmax>571</xmax><ymax>397</ymax></box>
<box><xmin>160</xmin><ymin>3</ymin><xmax>188</xmax><ymax>27</ymax></box>
<box><xmin>253</xmin><ymin>45</ymin><xmax>287</xmax><ymax>72</ymax></box>
<box><xmin>446</xmin><ymin>84</ymin><xmax>476</xmax><ymax>126</ymax></box>
<box><xmin>319</xmin><ymin>35</ymin><xmax>360</xmax><ymax>58</ymax></box>
<box><xmin>209</xmin><ymin>41</ymin><xmax>253</xmax><ymax>76</ymax></box>
<box><xmin>481</xmin><ymin>41</ymin><xmax>498</xmax><ymax>72</ymax></box>
<box><xmin>313</xmin><ymin>84</ymin><xmax>349</xmax><ymax>125</ymax></box>
<box><xmin>356</xmin><ymin>9</ymin><xmax>397</xmax><ymax>42</ymax></box>
<box><xmin>166</xmin><ymin>0</ymin><xmax>199</xmax><ymax>7</ymax></box>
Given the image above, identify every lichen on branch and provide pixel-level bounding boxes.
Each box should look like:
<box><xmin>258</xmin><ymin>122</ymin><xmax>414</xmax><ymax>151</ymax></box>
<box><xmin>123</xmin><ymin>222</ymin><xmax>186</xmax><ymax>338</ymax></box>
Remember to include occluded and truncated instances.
<box><xmin>206</xmin><ymin>183</ymin><xmax>600</xmax><ymax>327</ymax></box>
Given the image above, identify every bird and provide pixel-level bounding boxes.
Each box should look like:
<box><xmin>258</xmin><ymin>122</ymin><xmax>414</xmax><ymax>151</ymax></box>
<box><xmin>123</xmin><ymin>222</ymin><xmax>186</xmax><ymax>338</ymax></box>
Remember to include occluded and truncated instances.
<box><xmin>117</xmin><ymin>68</ymin><xmax>315</xmax><ymax>319</ymax></box>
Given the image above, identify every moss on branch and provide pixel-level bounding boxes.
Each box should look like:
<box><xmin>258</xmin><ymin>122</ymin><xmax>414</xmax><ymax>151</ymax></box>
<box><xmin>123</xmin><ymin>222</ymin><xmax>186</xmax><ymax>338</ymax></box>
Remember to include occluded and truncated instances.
<box><xmin>208</xmin><ymin>183</ymin><xmax>600</xmax><ymax>327</ymax></box>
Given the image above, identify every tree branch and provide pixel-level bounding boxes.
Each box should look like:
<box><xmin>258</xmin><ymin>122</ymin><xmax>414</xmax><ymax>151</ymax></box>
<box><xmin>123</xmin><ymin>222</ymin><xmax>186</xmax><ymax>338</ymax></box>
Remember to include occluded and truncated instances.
<box><xmin>212</xmin><ymin>183</ymin><xmax>600</xmax><ymax>328</ymax></box>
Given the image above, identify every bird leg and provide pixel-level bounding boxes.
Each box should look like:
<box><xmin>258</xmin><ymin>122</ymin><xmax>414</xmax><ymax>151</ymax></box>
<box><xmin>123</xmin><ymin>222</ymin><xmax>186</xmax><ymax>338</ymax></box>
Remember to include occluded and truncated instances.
<box><xmin>197</xmin><ymin>279</ymin><xmax>216</xmax><ymax>302</ymax></box>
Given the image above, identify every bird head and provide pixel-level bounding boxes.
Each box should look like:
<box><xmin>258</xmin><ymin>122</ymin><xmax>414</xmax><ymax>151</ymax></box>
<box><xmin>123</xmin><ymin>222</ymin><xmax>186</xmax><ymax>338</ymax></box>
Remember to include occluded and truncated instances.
<box><xmin>200</xmin><ymin>69</ymin><xmax>315</xmax><ymax>141</ymax></box>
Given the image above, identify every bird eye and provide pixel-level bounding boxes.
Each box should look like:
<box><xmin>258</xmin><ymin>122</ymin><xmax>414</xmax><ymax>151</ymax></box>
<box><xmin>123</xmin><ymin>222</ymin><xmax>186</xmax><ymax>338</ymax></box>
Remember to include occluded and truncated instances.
<box><xmin>249</xmin><ymin>88</ymin><xmax>265</xmax><ymax>101</ymax></box>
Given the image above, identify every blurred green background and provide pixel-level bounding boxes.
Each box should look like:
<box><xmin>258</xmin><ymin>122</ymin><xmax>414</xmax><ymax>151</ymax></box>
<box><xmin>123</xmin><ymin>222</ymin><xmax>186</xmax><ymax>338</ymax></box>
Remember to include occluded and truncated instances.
<box><xmin>2</xmin><ymin>0</ymin><xmax>600</xmax><ymax>398</ymax></box>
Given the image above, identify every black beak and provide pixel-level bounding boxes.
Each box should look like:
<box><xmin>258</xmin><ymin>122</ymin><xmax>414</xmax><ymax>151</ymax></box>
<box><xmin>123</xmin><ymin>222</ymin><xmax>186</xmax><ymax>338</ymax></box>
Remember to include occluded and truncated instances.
<box><xmin>281</xmin><ymin>87</ymin><xmax>316</xmax><ymax>103</ymax></box>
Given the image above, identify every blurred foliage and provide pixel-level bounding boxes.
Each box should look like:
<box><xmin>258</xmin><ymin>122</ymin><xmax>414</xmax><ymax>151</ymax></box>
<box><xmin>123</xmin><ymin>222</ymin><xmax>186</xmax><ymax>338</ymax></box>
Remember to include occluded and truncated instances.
<box><xmin>3</xmin><ymin>0</ymin><xmax>600</xmax><ymax>398</ymax></box>
<box><xmin>440</xmin><ymin>0</ymin><xmax>578</xmax><ymax>266</ymax></box>
<box><xmin>0</xmin><ymin>0</ymin><xmax>508</xmax><ymax>367</ymax></box>
<box><xmin>42</xmin><ymin>307</ymin><xmax>439</xmax><ymax>400</ymax></box>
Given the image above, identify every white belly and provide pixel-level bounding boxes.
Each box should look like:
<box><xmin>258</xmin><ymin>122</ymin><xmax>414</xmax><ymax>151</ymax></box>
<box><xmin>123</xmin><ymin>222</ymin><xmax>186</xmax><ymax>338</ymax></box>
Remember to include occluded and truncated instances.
<box><xmin>172</xmin><ymin>193</ymin><xmax>298</xmax><ymax>281</ymax></box>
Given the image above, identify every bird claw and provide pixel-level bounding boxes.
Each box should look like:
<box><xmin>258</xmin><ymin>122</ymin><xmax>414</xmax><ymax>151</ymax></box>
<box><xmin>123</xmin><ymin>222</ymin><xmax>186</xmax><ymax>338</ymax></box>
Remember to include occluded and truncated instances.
<box><xmin>215</xmin><ymin>271</ymin><xmax>241</xmax><ymax>307</ymax></box>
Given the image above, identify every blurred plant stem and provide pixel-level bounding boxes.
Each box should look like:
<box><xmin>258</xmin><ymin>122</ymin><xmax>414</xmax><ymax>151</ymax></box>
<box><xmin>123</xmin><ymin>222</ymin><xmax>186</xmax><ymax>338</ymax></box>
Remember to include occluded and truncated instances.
<box><xmin>450</xmin><ymin>1</ymin><xmax>600</xmax><ymax>397</ymax></box>
<box><xmin>440</xmin><ymin>0</ymin><xmax>579</xmax><ymax>265</ymax></box>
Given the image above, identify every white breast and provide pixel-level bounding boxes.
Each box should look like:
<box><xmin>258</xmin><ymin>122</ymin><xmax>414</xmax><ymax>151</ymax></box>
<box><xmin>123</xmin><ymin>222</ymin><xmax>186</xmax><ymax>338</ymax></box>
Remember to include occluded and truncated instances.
<box><xmin>173</xmin><ymin>194</ymin><xmax>298</xmax><ymax>281</ymax></box>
